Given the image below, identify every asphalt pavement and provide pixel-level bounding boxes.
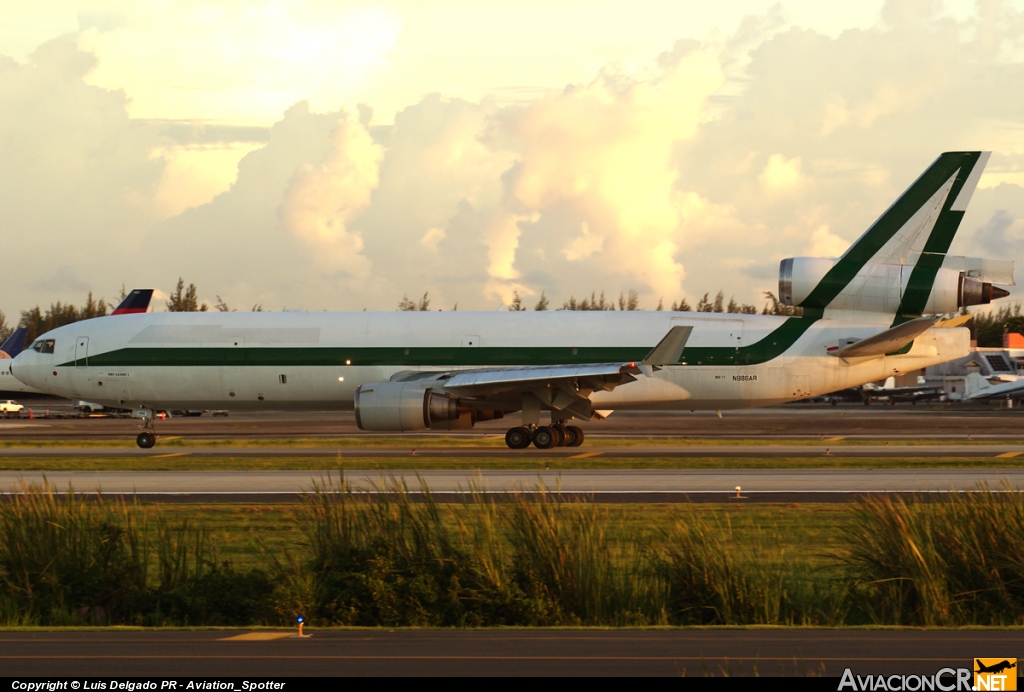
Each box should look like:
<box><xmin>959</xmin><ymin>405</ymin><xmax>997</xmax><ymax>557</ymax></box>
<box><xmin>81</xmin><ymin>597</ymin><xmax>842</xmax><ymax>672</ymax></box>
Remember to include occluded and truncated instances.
<box><xmin>3</xmin><ymin>443</ymin><xmax>1024</xmax><ymax>458</ymax></box>
<box><xmin>0</xmin><ymin>628</ymin><xmax>1018</xmax><ymax>677</ymax></box>
<box><xmin>1</xmin><ymin>468</ymin><xmax>1021</xmax><ymax>503</ymax></box>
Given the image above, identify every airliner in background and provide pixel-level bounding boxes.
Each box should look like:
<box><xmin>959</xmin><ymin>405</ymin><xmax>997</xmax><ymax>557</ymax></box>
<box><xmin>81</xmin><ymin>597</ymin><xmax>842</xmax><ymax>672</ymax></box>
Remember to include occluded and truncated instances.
<box><xmin>1</xmin><ymin>290</ymin><xmax>153</xmax><ymax>397</ymax></box>
<box><xmin>11</xmin><ymin>153</ymin><xmax>1013</xmax><ymax>448</ymax></box>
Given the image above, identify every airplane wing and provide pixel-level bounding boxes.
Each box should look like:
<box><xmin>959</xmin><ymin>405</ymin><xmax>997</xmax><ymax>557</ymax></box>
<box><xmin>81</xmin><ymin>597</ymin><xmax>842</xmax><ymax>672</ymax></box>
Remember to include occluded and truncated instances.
<box><xmin>832</xmin><ymin>317</ymin><xmax>938</xmax><ymax>359</ymax></box>
<box><xmin>399</xmin><ymin>326</ymin><xmax>692</xmax><ymax>420</ymax></box>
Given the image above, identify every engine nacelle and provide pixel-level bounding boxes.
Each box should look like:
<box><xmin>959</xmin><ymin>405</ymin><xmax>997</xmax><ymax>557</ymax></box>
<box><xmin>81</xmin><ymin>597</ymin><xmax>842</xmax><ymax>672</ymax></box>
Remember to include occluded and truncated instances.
<box><xmin>778</xmin><ymin>257</ymin><xmax>836</xmax><ymax>307</ymax></box>
<box><xmin>354</xmin><ymin>382</ymin><xmax>462</xmax><ymax>431</ymax></box>
<box><xmin>779</xmin><ymin>257</ymin><xmax>1009</xmax><ymax>314</ymax></box>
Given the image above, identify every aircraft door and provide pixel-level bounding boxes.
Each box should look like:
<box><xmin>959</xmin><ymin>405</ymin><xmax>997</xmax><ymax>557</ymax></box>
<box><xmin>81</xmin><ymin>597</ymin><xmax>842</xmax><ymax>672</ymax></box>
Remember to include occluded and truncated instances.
<box><xmin>75</xmin><ymin>337</ymin><xmax>89</xmax><ymax>367</ymax></box>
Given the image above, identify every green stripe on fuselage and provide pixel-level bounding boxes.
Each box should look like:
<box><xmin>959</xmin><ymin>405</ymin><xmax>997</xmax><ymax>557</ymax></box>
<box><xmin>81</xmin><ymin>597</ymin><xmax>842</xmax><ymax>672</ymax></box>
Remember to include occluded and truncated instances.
<box><xmin>66</xmin><ymin>316</ymin><xmax>820</xmax><ymax>369</ymax></box>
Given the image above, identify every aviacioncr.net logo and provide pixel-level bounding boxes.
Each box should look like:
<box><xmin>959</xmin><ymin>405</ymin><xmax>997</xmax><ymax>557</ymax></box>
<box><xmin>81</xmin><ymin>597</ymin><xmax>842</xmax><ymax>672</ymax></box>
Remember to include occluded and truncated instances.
<box><xmin>839</xmin><ymin>667</ymin><xmax>973</xmax><ymax>691</ymax></box>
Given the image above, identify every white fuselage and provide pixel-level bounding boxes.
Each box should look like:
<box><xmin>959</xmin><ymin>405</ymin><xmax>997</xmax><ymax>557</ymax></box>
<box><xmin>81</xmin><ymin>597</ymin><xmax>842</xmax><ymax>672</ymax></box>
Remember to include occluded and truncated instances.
<box><xmin>11</xmin><ymin>310</ymin><xmax>970</xmax><ymax>413</ymax></box>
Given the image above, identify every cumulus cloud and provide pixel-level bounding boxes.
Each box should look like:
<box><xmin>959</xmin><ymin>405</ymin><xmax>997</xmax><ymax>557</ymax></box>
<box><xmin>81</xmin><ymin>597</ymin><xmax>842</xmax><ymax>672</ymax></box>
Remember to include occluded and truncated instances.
<box><xmin>281</xmin><ymin>118</ymin><xmax>382</xmax><ymax>276</ymax></box>
<box><xmin>0</xmin><ymin>37</ymin><xmax>166</xmax><ymax>313</ymax></box>
<box><xmin>7</xmin><ymin>0</ymin><xmax>1024</xmax><ymax>316</ymax></box>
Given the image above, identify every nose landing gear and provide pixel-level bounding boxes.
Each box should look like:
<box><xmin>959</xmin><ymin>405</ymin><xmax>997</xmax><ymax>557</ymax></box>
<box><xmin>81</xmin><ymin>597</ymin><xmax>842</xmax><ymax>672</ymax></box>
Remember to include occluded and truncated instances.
<box><xmin>133</xmin><ymin>409</ymin><xmax>158</xmax><ymax>449</ymax></box>
<box><xmin>503</xmin><ymin>423</ymin><xmax>585</xmax><ymax>449</ymax></box>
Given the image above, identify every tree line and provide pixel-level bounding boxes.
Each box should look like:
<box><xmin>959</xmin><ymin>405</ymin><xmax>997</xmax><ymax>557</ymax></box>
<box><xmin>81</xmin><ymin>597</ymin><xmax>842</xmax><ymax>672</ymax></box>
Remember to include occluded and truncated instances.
<box><xmin>400</xmin><ymin>288</ymin><xmax>802</xmax><ymax>316</ymax></box>
<box><xmin>6</xmin><ymin>279</ymin><xmax>1018</xmax><ymax>347</ymax></box>
<box><xmin>0</xmin><ymin>278</ymin><xmax>264</xmax><ymax>344</ymax></box>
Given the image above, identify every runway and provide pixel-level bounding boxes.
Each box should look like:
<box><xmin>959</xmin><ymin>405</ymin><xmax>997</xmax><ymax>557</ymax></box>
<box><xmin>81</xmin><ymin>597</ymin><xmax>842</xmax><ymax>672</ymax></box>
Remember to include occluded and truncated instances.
<box><xmin>3</xmin><ymin>443</ymin><xmax>1024</xmax><ymax>458</ymax></box>
<box><xmin>2</xmin><ymin>468</ymin><xmax>1021</xmax><ymax>502</ymax></box>
<box><xmin>0</xmin><ymin>628</ymin><xmax>1015</xmax><ymax>676</ymax></box>
<box><xmin>4</xmin><ymin>406</ymin><xmax>1024</xmax><ymax>441</ymax></box>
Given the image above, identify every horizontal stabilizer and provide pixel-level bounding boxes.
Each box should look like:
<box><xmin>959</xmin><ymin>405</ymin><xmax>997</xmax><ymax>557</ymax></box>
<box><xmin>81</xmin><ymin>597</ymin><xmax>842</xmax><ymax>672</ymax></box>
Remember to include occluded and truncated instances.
<box><xmin>833</xmin><ymin>317</ymin><xmax>938</xmax><ymax>359</ymax></box>
<box><xmin>642</xmin><ymin>326</ymin><xmax>692</xmax><ymax>366</ymax></box>
<box><xmin>934</xmin><ymin>313</ymin><xmax>973</xmax><ymax>328</ymax></box>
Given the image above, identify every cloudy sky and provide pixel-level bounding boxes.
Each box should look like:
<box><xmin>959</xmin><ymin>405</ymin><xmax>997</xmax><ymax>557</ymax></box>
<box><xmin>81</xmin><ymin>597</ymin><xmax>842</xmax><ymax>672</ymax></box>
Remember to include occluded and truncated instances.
<box><xmin>3</xmin><ymin>0</ymin><xmax>1024</xmax><ymax>316</ymax></box>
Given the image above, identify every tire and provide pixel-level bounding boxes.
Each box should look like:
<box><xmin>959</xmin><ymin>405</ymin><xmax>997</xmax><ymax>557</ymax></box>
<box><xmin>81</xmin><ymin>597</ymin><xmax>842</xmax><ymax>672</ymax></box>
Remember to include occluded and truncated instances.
<box><xmin>565</xmin><ymin>425</ymin><xmax>585</xmax><ymax>447</ymax></box>
<box><xmin>505</xmin><ymin>427</ymin><xmax>532</xmax><ymax>449</ymax></box>
<box><xmin>532</xmin><ymin>426</ymin><xmax>556</xmax><ymax>449</ymax></box>
<box><xmin>552</xmin><ymin>426</ymin><xmax>567</xmax><ymax>447</ymax></box>
<box><xmin>561</xmin><ymin>426</ymin><xmax>577</xmax><ymax>447</ymax></box>
<box><xmin>136</xmin><ymin>432</ymin><xmax>156</xmax><ymax>449</ymax></box>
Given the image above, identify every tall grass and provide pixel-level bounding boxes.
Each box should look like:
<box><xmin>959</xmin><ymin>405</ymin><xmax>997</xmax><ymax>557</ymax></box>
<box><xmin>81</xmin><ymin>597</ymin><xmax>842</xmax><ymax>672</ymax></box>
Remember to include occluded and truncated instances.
<box><xmin>503</xmin><ymin>489</ymin><xmax>666</xmax><ymax>625</ymax></box>
<box><xmin>0</xmin><ymin>482</ymin><xmax>274</xmax><ymax>626</ymax></box>
<box><xmin>655</xmin><ymin>512</ymin><xmax>845</xmax><ymax>625</ymax></box>
<box><xmin>840</xmin><ymin>484</ymin><xmax>1024</xmax><ymax>625</ymax></box>
<box><xmin>4</xmin><ymin>480</ymin><xmax>1024</xmax><ymax>627</ymax></box>
<box><xmin>0</xmin><ymin>482</ymin><xmax>147</xmax><ymax>624</ymax></box>
<box><xmin>300</xmin><ymin>476</ymin><xmax>525</xmax><ymax>626</ymax></box>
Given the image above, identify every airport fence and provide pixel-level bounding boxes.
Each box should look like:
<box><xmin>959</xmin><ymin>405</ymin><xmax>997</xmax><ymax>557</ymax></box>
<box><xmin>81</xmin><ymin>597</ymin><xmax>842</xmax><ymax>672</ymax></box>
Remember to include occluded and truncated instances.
<box><xmin>1</xmin><ymin>480</ymin><xmax>1024</xmax><ymax>627</ymax></box>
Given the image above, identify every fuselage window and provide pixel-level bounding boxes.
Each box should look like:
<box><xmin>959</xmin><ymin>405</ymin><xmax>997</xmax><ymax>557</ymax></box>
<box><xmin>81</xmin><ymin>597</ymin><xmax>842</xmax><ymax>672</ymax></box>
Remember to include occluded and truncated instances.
<box><xmin>32</xmin><ymin>339</ymin><xmax>55</xmax><ymax>354</ymax></box>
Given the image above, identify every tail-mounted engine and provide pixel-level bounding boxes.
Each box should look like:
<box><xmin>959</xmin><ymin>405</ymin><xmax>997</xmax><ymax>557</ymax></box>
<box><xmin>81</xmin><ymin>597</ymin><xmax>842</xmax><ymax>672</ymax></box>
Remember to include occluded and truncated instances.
<box><xmin>779</xmin><ymin>256</ymin><xmax>1011</xmax><ymax>315</ymax></box>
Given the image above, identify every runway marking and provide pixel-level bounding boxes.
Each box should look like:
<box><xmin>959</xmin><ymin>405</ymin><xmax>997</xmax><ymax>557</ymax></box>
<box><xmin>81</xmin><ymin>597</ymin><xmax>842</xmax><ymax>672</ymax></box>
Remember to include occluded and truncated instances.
<box><xmin>151</xmin><ymin>452</ymin><xmax>190</xmax><ymax>458</ymax></box>
<box><xmin>219</xmin><ymin>633</ymin><xmax>294</xmax><ymax>641</ymax></box>
<box><xmin>996</xmin><ymin>451</ymin><xmax>1023</xmax><ymax>458</ymax></box>
<box><xmin>570</xmin><ymin>452</ymin><xmax>603</xmax><ymax>459</ymax></box>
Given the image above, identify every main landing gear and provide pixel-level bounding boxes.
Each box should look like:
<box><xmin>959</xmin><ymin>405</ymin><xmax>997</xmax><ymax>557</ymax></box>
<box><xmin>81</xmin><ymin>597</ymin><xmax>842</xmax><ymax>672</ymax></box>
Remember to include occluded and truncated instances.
<box><xmin>504</xmin><ymin>423</ymin><xmax>585</xmax><ymax>449</ymax></box>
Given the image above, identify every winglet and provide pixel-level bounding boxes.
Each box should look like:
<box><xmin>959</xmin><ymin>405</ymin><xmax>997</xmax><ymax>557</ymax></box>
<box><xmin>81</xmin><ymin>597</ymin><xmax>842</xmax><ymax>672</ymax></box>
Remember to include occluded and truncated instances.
<box><xmin>642</xmin><ymin>325</ymin><xmax>693</xmax><ymax>366</ymax></box>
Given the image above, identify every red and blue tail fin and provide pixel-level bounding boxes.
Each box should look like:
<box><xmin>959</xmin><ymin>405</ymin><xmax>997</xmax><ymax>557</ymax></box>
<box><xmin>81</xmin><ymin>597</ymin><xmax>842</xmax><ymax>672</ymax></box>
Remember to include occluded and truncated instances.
<box><xmin>111</xmin><ymin>289</ymin><xmax>154</xmax><ymax>315</ymax></box>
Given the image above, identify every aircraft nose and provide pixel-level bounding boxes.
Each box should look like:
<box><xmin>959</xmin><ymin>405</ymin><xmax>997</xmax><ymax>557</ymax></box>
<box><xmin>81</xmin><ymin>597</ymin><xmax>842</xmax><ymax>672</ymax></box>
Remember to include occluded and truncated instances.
<box><xmin>10</xmin><ymin>352</ymin><xmax>42</xmax><ymax>388</ymax></box>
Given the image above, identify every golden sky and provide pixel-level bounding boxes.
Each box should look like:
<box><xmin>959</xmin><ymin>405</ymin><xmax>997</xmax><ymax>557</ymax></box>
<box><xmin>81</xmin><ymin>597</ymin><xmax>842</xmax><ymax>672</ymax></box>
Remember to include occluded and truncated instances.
<box><xmin>1</xmin><ymin>0</ymin><xmax>1022</xmax><ymax>314</ymax></box>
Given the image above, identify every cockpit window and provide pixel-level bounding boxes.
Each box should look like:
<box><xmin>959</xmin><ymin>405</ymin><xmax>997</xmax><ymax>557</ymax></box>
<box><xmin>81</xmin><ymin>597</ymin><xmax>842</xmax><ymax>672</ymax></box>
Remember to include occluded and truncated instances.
<box><xmin>32</xmin><ymin>339</ymin><xmax>55</xmax><ymax>354</ymax></box>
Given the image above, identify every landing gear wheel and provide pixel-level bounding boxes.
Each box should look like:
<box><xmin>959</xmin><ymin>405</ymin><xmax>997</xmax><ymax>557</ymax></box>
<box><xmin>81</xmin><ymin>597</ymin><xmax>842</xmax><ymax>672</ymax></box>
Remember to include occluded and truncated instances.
<box><xmin>552</xmin><ymin>426</ymin><xmax>567</xmax><ymax>447</ymax></box>
<box><xmin>565</xmin><ymin>425</ymin><xmax>584</xmax><ymax>447</ymax></box>
<box><xmin>505</xmin><ymin>426</ymin><xmax>532</xmax><ymax>449</ymax></box>
<box><xmin>136</xmin><ymin>432</ymin><xmax>156</xmax><ymax>449</ymax></box>
<box><xmin>532</xmin><ymin>426</ymin><xmax>557</xmax><ymax>449</ymax></box>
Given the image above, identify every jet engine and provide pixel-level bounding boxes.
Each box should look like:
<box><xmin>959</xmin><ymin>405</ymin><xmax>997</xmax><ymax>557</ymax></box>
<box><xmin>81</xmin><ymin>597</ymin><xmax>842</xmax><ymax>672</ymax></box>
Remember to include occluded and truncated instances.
<box><xmin>354</xmin><ymin>382</ymin><xmax>462</xmax><ymax>431</ymax></box>
<box><xmin>779</xmin><ymin>257</ymin><xmax>1010</xmax><ymax>314</ymax></box>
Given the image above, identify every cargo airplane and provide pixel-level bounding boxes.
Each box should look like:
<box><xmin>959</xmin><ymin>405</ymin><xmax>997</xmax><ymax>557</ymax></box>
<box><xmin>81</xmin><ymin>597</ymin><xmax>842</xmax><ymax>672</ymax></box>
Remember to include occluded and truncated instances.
<box><xmin>11</xmin><ymin>153</ymin><xmax>1013</xmax><ymax>448</ymax></box>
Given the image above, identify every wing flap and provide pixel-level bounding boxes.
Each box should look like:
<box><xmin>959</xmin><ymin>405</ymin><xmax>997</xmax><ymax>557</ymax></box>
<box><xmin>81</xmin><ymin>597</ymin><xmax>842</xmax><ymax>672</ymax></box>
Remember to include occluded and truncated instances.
<box><xmin>442</xmin><ymin>362</ymin><xmax>641</xmax><ymax>396</ymax></box>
